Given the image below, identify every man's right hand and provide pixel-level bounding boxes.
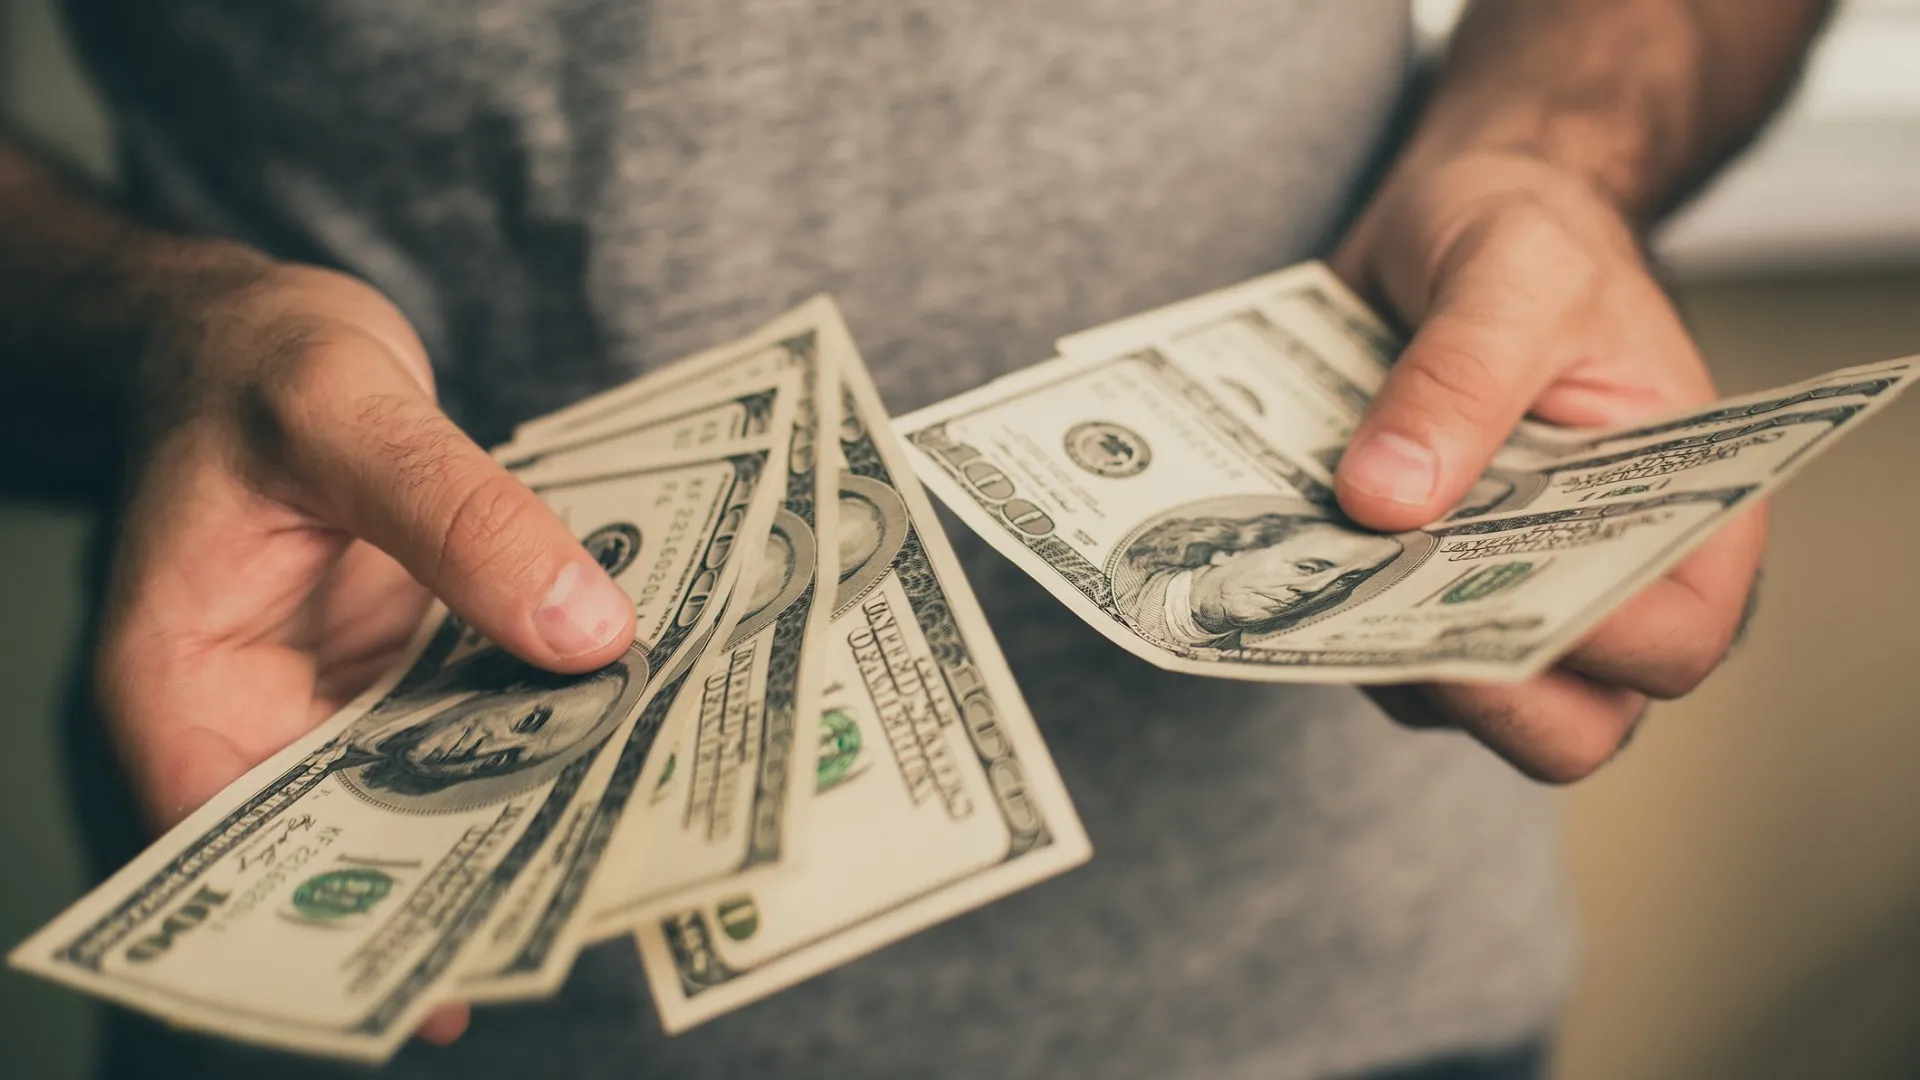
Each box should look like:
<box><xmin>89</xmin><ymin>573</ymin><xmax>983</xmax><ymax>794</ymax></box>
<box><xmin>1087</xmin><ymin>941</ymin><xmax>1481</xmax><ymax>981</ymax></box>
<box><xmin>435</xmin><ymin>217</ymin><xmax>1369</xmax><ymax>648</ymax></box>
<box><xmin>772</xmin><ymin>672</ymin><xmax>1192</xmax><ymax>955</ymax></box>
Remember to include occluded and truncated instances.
<box><xmin>89</xmin><ymin>252</ymin><xmax>638</xmax><ymax>1043</ymax></box>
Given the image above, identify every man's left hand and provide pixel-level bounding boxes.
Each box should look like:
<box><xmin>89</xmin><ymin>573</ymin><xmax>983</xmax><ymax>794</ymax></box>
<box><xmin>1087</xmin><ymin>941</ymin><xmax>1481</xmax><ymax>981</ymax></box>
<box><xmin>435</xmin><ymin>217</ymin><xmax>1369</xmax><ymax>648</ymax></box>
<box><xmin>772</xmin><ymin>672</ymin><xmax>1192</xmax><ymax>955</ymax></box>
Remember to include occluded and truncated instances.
<box><xmin>1330</xmin><ymin>150</ymin><xmax>1767</xmax><ymax>782</ymax></box>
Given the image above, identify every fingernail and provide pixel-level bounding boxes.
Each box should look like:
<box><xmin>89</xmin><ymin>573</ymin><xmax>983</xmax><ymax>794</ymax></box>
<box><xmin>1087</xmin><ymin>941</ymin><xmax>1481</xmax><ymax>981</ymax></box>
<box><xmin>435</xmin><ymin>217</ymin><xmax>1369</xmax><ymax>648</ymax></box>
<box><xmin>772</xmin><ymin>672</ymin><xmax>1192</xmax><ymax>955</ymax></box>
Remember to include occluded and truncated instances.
<box><xmin>1342</xmin><ymin>430</ymin><xmax>1439</xmax><ymax>506</ymax></box>
<box><xmin>534</xmin><ymin>561</ymin><xmax>630</xmax><ymax>659</ymax></box>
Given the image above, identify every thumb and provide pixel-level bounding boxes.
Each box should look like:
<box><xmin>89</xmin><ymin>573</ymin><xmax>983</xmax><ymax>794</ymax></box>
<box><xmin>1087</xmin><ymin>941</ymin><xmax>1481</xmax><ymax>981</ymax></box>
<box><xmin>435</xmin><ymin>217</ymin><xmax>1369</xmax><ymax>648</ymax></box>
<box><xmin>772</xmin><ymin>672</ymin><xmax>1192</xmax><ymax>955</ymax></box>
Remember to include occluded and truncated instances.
<box><xmin>1335</xmin><ymin>222</ymin><xmax>1584</xmax><ymax>531</ymax></box>
<box><xmin>276</xmin><ymin>335</ymin><xmax>635</xmax><ymax>672</ymax></box>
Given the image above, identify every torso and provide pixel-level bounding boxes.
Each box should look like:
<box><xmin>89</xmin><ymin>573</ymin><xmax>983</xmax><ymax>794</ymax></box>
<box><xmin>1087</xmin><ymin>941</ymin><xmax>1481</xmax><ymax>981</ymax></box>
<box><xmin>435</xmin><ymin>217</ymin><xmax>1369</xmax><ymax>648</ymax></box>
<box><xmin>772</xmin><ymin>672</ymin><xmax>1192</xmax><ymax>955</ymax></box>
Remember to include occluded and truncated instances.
<box><xmin>64</xmin><ymin>3</ymin><xmax>1578</xmax><ymax>1076</ymax></box>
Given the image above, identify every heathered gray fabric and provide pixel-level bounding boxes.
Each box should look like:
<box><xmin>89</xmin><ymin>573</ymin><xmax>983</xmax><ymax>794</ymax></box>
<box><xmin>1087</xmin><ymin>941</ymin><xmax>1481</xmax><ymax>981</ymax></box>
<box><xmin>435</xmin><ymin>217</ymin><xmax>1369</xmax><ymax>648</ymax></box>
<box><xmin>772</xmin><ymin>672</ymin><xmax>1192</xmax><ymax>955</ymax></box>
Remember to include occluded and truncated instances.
<box><xmin>66</xmin><ymin>2</ymin><xmax>1577</xmax><ymax>1076</ymax></box>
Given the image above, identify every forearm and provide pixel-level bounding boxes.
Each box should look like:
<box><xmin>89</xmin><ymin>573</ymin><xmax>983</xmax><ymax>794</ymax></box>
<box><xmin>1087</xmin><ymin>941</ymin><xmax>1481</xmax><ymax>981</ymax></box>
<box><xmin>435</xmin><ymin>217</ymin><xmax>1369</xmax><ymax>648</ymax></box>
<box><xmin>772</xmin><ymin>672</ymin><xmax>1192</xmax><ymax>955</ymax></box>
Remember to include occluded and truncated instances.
<box><xmin>1407</xmin><ymin>0</ymin><xmax>1835</xmax><ymax>226</ymax></box>
<box><xmin>0</xmin><ymin>138</ymin><xmax>267</xmax><ymax>492</ymax></box>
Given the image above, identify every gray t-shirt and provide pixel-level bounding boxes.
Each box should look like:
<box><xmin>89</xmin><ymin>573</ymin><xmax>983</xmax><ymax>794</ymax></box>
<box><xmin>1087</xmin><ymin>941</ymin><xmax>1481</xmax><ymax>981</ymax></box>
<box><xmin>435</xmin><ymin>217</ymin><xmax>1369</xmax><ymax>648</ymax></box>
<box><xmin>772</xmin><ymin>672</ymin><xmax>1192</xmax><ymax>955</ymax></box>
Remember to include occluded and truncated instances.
<box><xmin>65</xmin><ymin>2</ymin><xmax>1576</xmax><ymax>1076</ymax></box>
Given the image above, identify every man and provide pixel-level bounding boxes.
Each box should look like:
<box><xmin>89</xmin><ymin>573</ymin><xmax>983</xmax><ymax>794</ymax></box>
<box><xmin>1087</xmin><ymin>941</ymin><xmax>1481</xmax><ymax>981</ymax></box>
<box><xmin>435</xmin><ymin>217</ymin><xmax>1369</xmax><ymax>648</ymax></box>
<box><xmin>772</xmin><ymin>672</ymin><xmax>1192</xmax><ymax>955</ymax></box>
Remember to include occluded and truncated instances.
<box><xmin>0</xmin><ymin>1</ymin><xmax>1827</xmax><ymax>1077</ymax></box>
<box><xmin>1114</xmin><ymin>509</ymin><xmax>1404</xmax><ymax>649</ymax></box>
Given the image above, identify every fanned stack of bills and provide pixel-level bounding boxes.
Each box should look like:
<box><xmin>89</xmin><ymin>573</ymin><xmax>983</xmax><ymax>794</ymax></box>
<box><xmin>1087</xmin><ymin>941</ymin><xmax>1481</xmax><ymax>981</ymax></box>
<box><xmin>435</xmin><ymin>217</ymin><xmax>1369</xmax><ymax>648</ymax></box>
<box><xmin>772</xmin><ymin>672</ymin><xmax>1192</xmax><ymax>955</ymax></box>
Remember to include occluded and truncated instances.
<box><xmin>9</xmin><ymin>297</ymin><xmax>1091</xmax><ymax>1060</ymax></box>
<box><xmin>12</xmin><ymin>267</ymin><xmax>1914</xmax><ymax>1062</ymax></box>
<box><xmin>898</xmin><ymin>263</ymin><xmax>1916</xmax><ymax>683</ymax></box>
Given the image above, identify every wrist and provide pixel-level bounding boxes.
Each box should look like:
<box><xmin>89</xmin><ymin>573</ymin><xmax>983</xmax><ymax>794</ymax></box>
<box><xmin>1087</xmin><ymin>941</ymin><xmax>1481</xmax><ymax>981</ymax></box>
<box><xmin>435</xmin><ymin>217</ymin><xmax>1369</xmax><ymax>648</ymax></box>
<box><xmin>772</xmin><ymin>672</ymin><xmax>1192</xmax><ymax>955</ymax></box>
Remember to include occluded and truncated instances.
<box><xmin>122</xmin><ymin>235</ymin><xmax>277</xmax><ymax>343</ymax></box>
<box><xmin>1394</xmin><ymin>114</ymin><xmax>1661</xmax><ymax>235</ymax></box>
<box><xmin>1331</xmin><ymin>147</ymin><xmax>1656</xmax><ymax>338</ymax></box>
<box><xmin>1397</xmin><ymin>0</ymin><xmax>1765</xmax><ymax>231</ymax></box>
<box><xmin>117</xmin><ymin>236</ymin><xmax>279</xmax><ymax>433</ymax></box>
<box><xmin>130</xmin><ymin>252</ymin><xmax>435</xmax><ymax>448</ymax></box>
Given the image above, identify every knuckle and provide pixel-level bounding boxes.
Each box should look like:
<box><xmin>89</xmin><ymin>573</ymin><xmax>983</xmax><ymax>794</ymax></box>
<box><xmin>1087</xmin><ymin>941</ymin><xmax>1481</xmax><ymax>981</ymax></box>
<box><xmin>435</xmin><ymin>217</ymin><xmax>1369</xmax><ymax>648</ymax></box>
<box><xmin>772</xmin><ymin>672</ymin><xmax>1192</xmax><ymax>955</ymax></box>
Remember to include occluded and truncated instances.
<box><xmin>1631</xmin><ymin>610</ymin><xmax>1734</xmax><ymax>701</ymax></box>
<box><xmin>250</xmin><ymin>318</ymin><xmax>335</xmax><ymax>400</ymax></box>
<box><xmin>242</xmin><ymin>331</ymin><xmax>393</xmax><ymax>478</ymax></box>
<box><xmin>1588</xmin><ymin>595</ymin><xmax>1735</xmax><ymax>701</ymax></box>
<box><xmin>1525</xmin><ymin>723</ymin><xmax>1624</xmax><ymax>785</ymax></box>
<box><xmin>431</xmin><ymin>471</ymin><xmax>546</xmax><ymax>590</ymax></box>
<box><xmin>1480</xmin><ymin>199</ymin><xmax>1605</xmax><ymax>289</ymax></box>
<box><xmin>363</xmin><ymin>397</ymin><xmax>472</xmax><ymax>497</ymax></box>
<box><xmin>1643</xmin><ymin>642</ymin><xmax>1725</xmax><ymax>700</ymax></box>
<box><xmin>1395</xmin><ymin>337</ymin><xmax>1505</xmax><ymax>431</ymax></box>
<box><xmin>323</xmin><ymin>389</ymin><xmax>551</xmax><ymax>591</ymax></box>
<box><xmin>248</xmin><ymin>322</ymin><xmax>353</xmax><ymax>431</ymax></box>
<box><xmin>1489</xmin><ymin>202</ymin><xmax>1575</xmax><ymax>257</ymax></box>
<box><xmin>1464</xmin><ymin>687</ymin><xmax>1632</xmax><ymax>786</ymax></box>
<box><xmin>250</xmin><ymin>317</ymin><xmax>421</xmax><ymax>432</ymax></box>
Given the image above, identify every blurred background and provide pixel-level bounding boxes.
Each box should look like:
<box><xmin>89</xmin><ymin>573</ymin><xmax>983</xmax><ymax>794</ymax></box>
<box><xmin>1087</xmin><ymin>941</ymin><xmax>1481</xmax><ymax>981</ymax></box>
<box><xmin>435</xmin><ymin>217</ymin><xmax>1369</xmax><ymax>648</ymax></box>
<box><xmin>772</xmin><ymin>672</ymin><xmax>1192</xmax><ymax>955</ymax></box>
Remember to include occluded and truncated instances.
<box><xmin>3</xmin><ymin>1</ymin><xmax>1918</xmax><ymax>1077</ymax></box>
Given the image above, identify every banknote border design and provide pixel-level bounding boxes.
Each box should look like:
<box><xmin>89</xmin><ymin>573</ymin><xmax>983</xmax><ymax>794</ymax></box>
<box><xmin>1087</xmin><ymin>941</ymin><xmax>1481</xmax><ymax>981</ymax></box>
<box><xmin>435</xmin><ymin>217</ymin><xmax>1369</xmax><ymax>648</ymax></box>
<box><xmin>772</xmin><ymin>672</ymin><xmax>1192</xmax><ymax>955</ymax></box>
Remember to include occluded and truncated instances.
<box><xmin>41</xmin><ymin>651</ymin><xmax>609</xmax><ymax>1039</ymax></box>
<box><xmin>41</xmin><ymin>452</ymin><xmax>765</xmax><ymax>1045</ymax></box>
<box><xmin>1544</xmin><ymin>405</ymin><xmax>1866</xmax><ymax>483</ymax></box>
<box><xmin>908</xmin><ymin>384</ymin><xmax>1771</xmax><ymax>676</ymax></box>
<box><xmin>657</xmin><ymin>388</ymin><xmax>1075</xmax><ymax>1003</ymax></box>
<box><xmin>1581</xmin><ymin>376</ymin><xmax>1903</xmax><ymax>450</ymax></box>
<box><xmin>1054</xmin><ymin>263</ymin><xmax>1395</xmax><ymax>369</ymax></box>
<box><xmin>474</xmin><ymin>333</ymin><xmax>832</xmax><ymax>984</ymax></box>
<box><xmin>477</xmin><ymin>452</ymin><xmax>775</xmax><ymax>980</ymax></box>
<box><xmin>1129</xmin><ymin>349</ymin><xmax>1337</xmax><ymax>504</ymax></box>
<box><xmin>830</xmin><ymin>474</ymin><xmax>912</xmax><ymax>619</ymax></box>
<box><xmin>740</xmin><ymin>327</ymin><xmax>831</xmax><ymax>871</ymax></box>
<box><xmin>499</xmin><ymin>386</ymin><xmax>780</xmax><ymax>471</ymax></box>
<box><xmin>514</xmin><ymin>328</ymin><xmax>814</xmax><ymax>442</ymax></box>
<box><xmin>736</xmin><ymin>539</ymin><xmax>813</xmax><ymax>869</ymax></box>
<box><xmin>1171</xmin><ymin>306</ymin><xmax>1374</xmax><ymax>422</ymax></box>
<box><xmin>901</xmin><ymin>342</ymin><xmax>1348</xmax><ymax>611</ymax></box>
<box><xmin>900</xmin><ymin>358</ymin><xmax>1918</xmax><ymax>682</ymax></box>
<box><xmin>729</xmin><ymin>509</ymin><xmax>817</xmax><ymax>647</ymax></box>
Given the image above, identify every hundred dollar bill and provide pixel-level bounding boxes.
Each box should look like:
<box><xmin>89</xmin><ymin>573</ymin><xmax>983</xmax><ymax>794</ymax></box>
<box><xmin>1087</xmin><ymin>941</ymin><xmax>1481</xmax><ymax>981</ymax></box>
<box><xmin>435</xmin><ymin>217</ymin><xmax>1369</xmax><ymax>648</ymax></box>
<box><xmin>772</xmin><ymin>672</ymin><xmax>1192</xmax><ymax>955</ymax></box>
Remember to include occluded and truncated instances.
<box><xmin>7</xmin><ymin>429</ymin><xmax>792</xmax><ymax>1061</ymax></box>
<box><xmin>453</xmin><ymin>376</ymin><xmax>802</xmax><ymax>1003</ymax></box>
<box><xmin>494</xmin><ymin>299</ymin><xmax>844</xmax><ymax>475</ymax></box>
<box><xmin>631</xmin><ymin>342</ymin><xmax>1091</xmax><ymax>1034</ymax></box>
<box><xmin>898</xmin><ymin>337</ymin><xmax>1915</xmax><ymax>683</ymax></box>
<box><xmin>1055</xmin><ymin>260</ymin><xmax>1575</xmax><ymax>468</ymax></box>
<box><xmin>1443</xmin><ymin>360</ymin><xmax>1920</xmax><ymax>520</ymax></box>
<box><xmin>461</xmin><ymin>308</ymin><xmax>844</xmax><ymax>998</ymax></box>
<box><xmin>1057</xmin><ymin>262</ymin><xmax>1398</xmax><ymax>386</ymax></box>
<box><xmin>585</xmin><ymin>303</ymin><xmax>850</xmax><ymax>932</ymax></box>
<box><xmin>498</xmin><ymin>372</ymin><xmax>796</xmax><ymax>483</ymax></box>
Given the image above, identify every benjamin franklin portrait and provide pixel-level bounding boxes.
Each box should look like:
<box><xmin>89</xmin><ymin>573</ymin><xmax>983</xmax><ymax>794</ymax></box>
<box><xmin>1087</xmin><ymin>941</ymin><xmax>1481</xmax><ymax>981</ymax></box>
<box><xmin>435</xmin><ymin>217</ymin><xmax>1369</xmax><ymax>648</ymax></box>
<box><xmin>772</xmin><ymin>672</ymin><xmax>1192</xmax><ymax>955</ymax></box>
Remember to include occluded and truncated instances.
<box><xmin>1111</xmin><ymin>500</ymin><xmax>1405</xmax><ymax>651</ymax></box>
<box><xmin>336</xmin><ymin>642</ymin><xmax>644</xmax><ymax>813</ymax></box>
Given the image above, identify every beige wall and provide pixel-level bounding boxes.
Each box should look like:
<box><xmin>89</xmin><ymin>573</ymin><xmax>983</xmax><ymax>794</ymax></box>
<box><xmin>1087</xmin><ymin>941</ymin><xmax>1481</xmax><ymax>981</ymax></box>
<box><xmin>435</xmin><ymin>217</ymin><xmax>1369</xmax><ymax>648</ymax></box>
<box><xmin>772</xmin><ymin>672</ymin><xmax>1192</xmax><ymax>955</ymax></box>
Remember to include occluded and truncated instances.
<box><xmin>1556</xmin><ymin>274</ymin><xmax>1920</xmax><ymax>1080</ymax></box>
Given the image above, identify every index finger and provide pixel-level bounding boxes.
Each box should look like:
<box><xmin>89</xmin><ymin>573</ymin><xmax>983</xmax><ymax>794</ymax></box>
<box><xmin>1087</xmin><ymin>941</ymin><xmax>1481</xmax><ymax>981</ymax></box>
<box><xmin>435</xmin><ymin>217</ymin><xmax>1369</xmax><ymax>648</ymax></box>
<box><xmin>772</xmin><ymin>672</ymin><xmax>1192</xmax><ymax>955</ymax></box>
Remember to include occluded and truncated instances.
<box><xmin>1557</xmin><ymin>502</ymin><xmax>1769</xmax><ymax>699</ymax></box>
